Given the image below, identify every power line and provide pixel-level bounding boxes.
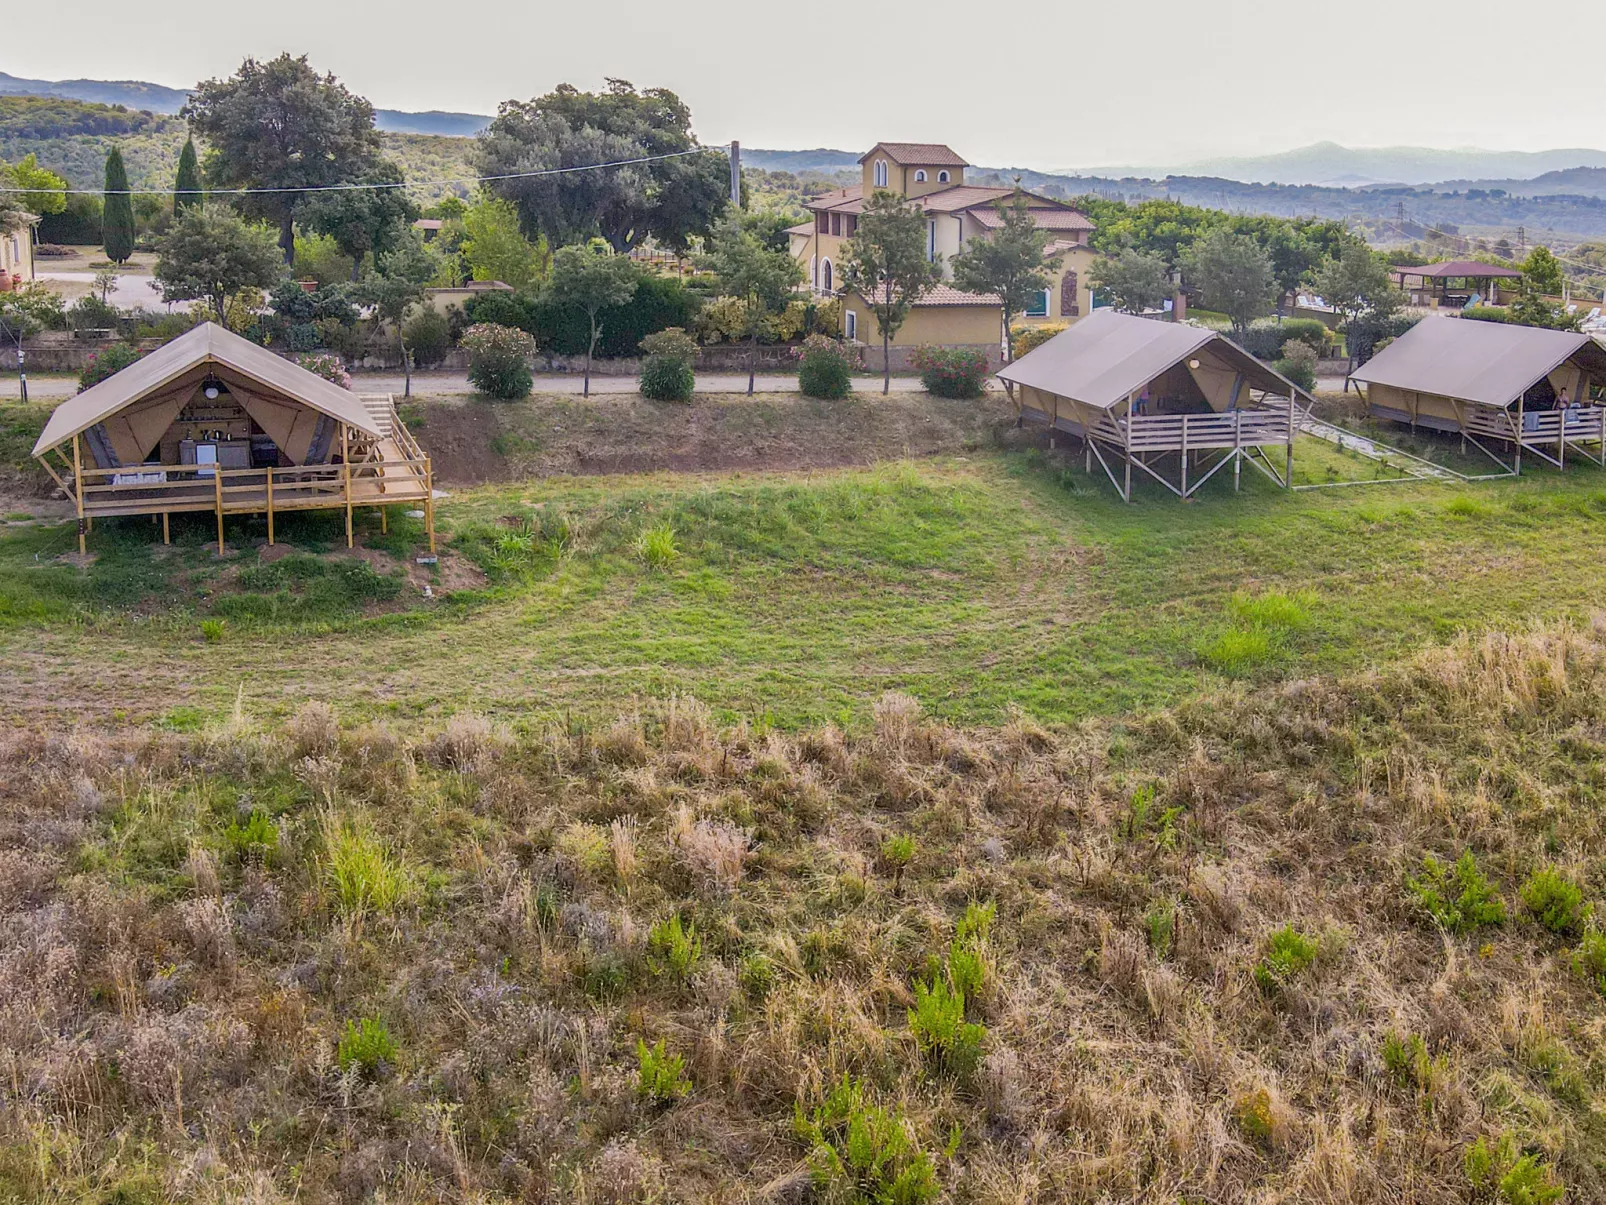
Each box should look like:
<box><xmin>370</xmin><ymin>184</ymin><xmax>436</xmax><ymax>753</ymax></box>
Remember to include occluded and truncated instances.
<box><xmin>1378</xmin><ymin>212</ymin><xmax>1605</xmax><ymax>282</ymax></box>
<box><xmin>0</xmin><ymin>145</ymin><xmax>730</xmax><ymax>197</ymax></box>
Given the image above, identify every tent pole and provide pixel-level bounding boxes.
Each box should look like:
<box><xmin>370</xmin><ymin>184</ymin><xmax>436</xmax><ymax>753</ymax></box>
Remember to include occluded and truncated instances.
<box><xmin>342</xmin><ymin>424</ymin><xmax>353</xmax><ymax>549</ymax></box>
<box><xmin>425</xmin><ymin>459</ymin><xmax>436</xmax><ymax>554</ymax></box>
<box><xmin>266</xmin><ymin>468</ymin><xmax>275</xmax><ymax>546</ymax></box>
<box><xmin>72</xmin><ymin>434</ymin><xmax>85</xmax><ymax>555</ymax></box>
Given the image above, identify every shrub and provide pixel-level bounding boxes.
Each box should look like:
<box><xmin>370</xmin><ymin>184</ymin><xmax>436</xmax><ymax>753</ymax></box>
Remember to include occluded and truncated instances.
<box><xmin>1253</xmin><ymin>924</ymin><xmax>1318</xmax><ymax>990</ymax></box>
<box><xmin>1465</xmin><ymin>1133</ymin><xmax>1564</xmax><ymax>1205</ymax></box>
<box><xmin>1408</xmin><ymin>850</ymin><xmax>1506</xmax><ymax>934</ymax></box>
<box><xmin>78</xmin><ymin>341</ymin><xmax>142</xmax><ymax>390</ymax></box>
<box><xmin>635</xmin><ymin>521</ymin><xmax>679</xmax><ymax>570</ymax></box>
<box><xmin>795</xmin><ymin>1076</ymin><xmax>939</xmax><ymax>1205</ymax></box>
<box><xmin>321</xmin><ymin>812</ymin><xmax>416</xmax><ymax>917</ymax></box>
<box><xmin>336</xmin><ymin>1016</ymin><xmax>398</xmax><ymax>1078</ymax></box>
<box><xmin>648</xmin><ymin>913</ymin><xmax>702</xmax><ymax>981</ymax></box>
<box><xmin>67</xmin><ymin>294</ymin><xmax>121</xmax><ymax>333</ymax></box>
<box><xmin>1273</xmin><ymin>338</ymin><xmax>1319</xmax><ymax>393</ymax></box>
<box><xmin>908</xmin><ymin>974</ymin><xmax>985</xmax><ymax>1079</ymax></box>
<box><xmin>948</xmin><ymin>899</ymin><xmax>996</xmax><ymax>1001</ymax></box>
<box><xmin>637</xmin><ymin>326</ymin><xmax>698</xmax><ymax>402</ymax></box>
<box><xmin>910</xmin><ymin>345</ymin><xmax>989</xmax><ymax>399</ymax></box>
<box><xmin>403</xmin><ymin>308</ymin><xmax>452</xmax><ymax>368</ymax></box>
<box><xmin>1463</xmin><ymin>305</ymin><xmax>1510</xmax><ymax>325</ymax></box>
<box><xmin>635</xmin><ymin>1038</ymin><xmax>691</xmax><ymax>1104</ymax></box>
<box><xmin>880</xmin><ymin>833</ymin><xmax>915</xmax><ymax>893</ymax></box>
<box><xmin>1010</xmin><ymin>323</ymin><xmax>1065</xmax><ymax>358</ymax></box>
<box><xmin>461</xmin><ymin>322</ymin><xmax>535</xmax><ymax>400</ymax></box>
<box><xmin>796</xmin><ymin>334</ymin><xmax>858</xmax><ymax>400</ymax></box>
<box><xmin>467</xmin><ymin>273</ymin><xmax>698</xmax><ymax>358</ymax></box>
<box><xmin>295</xmin><ymin>353</ymin><xmax>351</xmax><ymax>390</ymax></box>
<box><xmin>1241</xmin><ymin>317</ymin><xmax>1329</xmax><ymax>360</ymax></box>
<box><xmin>1572</xmin><ymin>928</ymin><xmax>1606</xmax><ymax>995</ymax></box>
<box><xmin>1521</xmin><ymin>868</ymin><xmax>1588</xmax><ymax>937</ymax></box>
<box><xmin>199</xmin><ymin>619</ymin><xmax>225</xmax><ymax>644</ymax></box>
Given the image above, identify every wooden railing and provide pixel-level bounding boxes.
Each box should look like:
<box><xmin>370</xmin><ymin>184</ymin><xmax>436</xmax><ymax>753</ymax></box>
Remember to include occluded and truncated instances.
<box><xmin>75</xmin><ymin>455</ymin><xmax>430</xmax><ymax>514</ymax></box>
<box><xmin>1120</xmin><ymin>407</ymin><xmax>1292</xmax><ymax>452</ymax></box>
<box><xmin>1463</xmin><ymin>406</ymin><xmax>1606</xmax><ymax>444</ymax></box>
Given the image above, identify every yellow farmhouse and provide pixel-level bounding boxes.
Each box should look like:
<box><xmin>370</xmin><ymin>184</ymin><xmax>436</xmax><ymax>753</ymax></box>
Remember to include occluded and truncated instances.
<box><xmin>1</xmin><ymin>212</ymin><xmax>37</xmax><ymax>289</ymax></box>
<box><xmin>788</xmin><ymin>141</ymin><xmax>1104</xmax><ymax>365</ymax></box>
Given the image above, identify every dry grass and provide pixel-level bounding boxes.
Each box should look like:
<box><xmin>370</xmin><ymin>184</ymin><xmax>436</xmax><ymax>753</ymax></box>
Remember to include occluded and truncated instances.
<box><xmin>4</xmin><ymin>621</ymin><xmax>1606</xmax><ymax>1201</ymax></box>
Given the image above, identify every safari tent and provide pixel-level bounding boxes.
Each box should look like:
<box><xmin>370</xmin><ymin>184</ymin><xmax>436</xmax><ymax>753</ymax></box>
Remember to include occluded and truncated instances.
<box><xmin>997</xmin><ymin>310</ymin><xmax>1311</xmax><ymax>500</ymax></box>
<box><xmin>32</xmin><ymin>322</ymin><xmax>434</xmax><ymax>553</ymax></box>
<box><xmin>1349</xmin><ymin>318</ymin><xmax>1606</xmax><ymax>473</ymax></box>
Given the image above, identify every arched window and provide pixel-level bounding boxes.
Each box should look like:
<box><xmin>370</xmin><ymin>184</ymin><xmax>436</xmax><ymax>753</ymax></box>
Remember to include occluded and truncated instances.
<box><xmin>822</xmin><ymin>259</ymin><xmax>833</xmax><ymax>291</ymax></box>
<box><xmin>937</xmin><ymin>170</ymin><xmax>950</xmax><ymax>183</ymax></box>
<box><xmin>914</xmin><ymin>170</ymin><xmax>927</xmax><ymax>182</ymax></box>
<box><xmin>874</xmin><ymin>159</ymin><xmax>888</xmax><ymax>188</ymax></box>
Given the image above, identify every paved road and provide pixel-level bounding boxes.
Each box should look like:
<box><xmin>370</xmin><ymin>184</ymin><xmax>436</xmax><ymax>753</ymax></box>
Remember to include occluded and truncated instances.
<box><xmin>36</xmin><ymin>272</ymin><xmax>180</xmax><ymax>312</ymax></box>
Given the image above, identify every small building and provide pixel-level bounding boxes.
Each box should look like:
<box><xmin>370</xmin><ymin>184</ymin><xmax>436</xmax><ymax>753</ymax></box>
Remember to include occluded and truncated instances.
<box><xmin>32</xmin><ymin>322</ymin><xmax>435</xmax><ymax>554</ymax></box>
<box><xmin>789</xmin><ymin>140</ymin><xmax>1101</xmax><ymax>326</ymax></box>
<box><xmin>1349</xmin><ymin>317</ymin><xmax>1606</xmax><ymax>472</ymax></box>
<box><xmin>841</xmin><ymin>284</ymin><xmax>1004</xmax><ymax>373</ymax></box>
<box><xmin>1390</xmin><ymin>261</ymin><xmax>1522</xmax><ymax>309</ymax></box>
<box><xmin>1</xmin><ymin>213</ymin><xmax>37</xmax><ymax>289</ymax></box>
<box><xmin>997</xmin><ymin>311</ymin><xmax>1309</xmax><ymax>500</ymax></box>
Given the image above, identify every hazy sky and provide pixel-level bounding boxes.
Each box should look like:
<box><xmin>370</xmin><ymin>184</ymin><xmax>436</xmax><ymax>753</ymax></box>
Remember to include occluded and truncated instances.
<box><xmin>16</xmin><ymin>0</ymin><xmax>1606</xmax><ymax>168</ymax></box>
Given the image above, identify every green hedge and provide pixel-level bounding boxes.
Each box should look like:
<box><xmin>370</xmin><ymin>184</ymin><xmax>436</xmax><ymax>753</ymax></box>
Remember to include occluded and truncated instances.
<box><xmin>1240</xmin><ymin>317</ymin><xmax>1330</xmax><ymax>361</ymax></box>
<box><xmin>465</xmin><ymin>275</ymin><xmax>699</xmax><ymax>359</ymax></box>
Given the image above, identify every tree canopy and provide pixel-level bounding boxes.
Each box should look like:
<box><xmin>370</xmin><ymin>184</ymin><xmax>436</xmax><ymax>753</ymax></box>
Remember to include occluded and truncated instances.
<box><xmin>1089</xmin><ymin>248</ymin><xmax>1171</xmax><ymax>315</ymax></box>
<box><xmin>475</xmin><ymin>79</ymin><xmax>729</xmax><ymax>253</ymax></box>
<box><xmin>840</xmin><ymin>191</ymin><xmax>942</xmax><ymax>394</ymax></box>
<box><xmin>299</xmin><ymin>160</ymin><xmax>418</xmax><ymax>281</ymax></box>
<box><xmin>461</xmin><ymin>196</ymin><xmax>548</xmax><ymax>292</ymax></box>
<box><xmin>102</xmin><ymin>147</ymin><xmax>135</xmax><ymax>265</ymax></box>
<box><xmin>173</xmin><ymin>138</ymin><xmax>201</xmax><ymax>215</ymax></box>
<box><xmin>155</xmin><ymin>207</ymin><xmax>283</xmax><ymax>323</ymax></box>
<box><xmin>696</xmin><ymin>216</ymin><xmax>805</xmax><ymax>393</ymax></box>
<box><xmin>951</xmin><ymin>192</ymin><xmax>1060</xmax><ymax>361</ymax></box>
<box><xmin>182</xmin><ymin>54</ymin><xmax>384</xmax><ymax>263</ymax></box>
<box><xmin>1184</xmin><ymin>228</ymin><xmax>1276</xmax><ymax>338</ymax></box>
<box><xmin>1521</xmin><ymin>246</ymin><xmax>1565</xmax><ymax>297</ymax></box>
<box><xmin>546</xmin><ymin>241</ymin><xmax>642</xmax><ymax>395</ymax></box>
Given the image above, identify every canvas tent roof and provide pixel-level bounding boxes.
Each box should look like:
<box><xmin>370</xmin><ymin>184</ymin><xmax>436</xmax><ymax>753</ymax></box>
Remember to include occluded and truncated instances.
<box><xmin>996</xmin><ymin>310</ymin><xmax>1311</xmax><ymax>408</ymax></box>
<box><xmin>33</xmin><ymin>323</ymin><xmax>382</xmax><ymax>457</ymax></box>
<box><xmin>1349</xmin><ymin>318</ymin><xmax>1606</xmax><ymax>408</ymax></box>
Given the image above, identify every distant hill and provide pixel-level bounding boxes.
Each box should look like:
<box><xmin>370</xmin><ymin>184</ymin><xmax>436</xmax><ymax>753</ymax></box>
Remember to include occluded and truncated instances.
<box><xmin>1084</xmin><ymin>141</ymin><xmax>1606</xmax><ymax>187</ymax></box>
<box><xmin>0</xmin><ymin>70</ymin><xmax>490</xmax><ymax>136</ymax></box>
<box><xmin>741</xmin><ymin>148</ymin><xmax>861</xmax><ymax>173</ymax></box>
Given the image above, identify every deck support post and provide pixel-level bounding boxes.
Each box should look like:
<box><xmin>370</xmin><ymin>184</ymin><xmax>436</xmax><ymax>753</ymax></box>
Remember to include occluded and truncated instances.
<box><xmin>380</xmin><ymin>507</ymin><xmax>388</xmax><ymax>534</ymax></box>
<box><xmin>425</xmin><ymin>459</ymin><xmax>437</xmax><ymax>553</ymax></box>
<box><xmin>341</xmin><ymin>424</ymin><xmax>353</xmax><ymax>549</ymax></box>
<box><xmin>162</xmin><ymin>512</ymin><xmax>169</xmax><ymax>545</ymax></box>
<box><xmin>1285</xmin><ymin>392</ymin><xmax>1294</xmax><ymax>489</ymax></box>
<box><xmin>1559</xmin><ymin>417</ymin><xmax>1566</xmax><ymax>471</ymax></box>
<box><xmin>1515</xmin><ymin>396</ymin><xmax>1523</xmax><ymax>477</ymax></box>
<box><xmin>214</xmin><ymin>467</ymin><xmax>224</xmax><ymax>555</ymax></box>
<box><xmin>266</xmin><ymin>468</ymin><xmax>275</xmax><ymax>546</ymax></box>
<box><xmin>72</xmin><ymin>433</ymin><xmax>85</xmax><ymax>555</ymax></box>
<box><xmin>1234</xmin><ymin>409</ymin><xmax>1242</xmax><ymax>492</ymax></box>
<box><xmin>1122</xmin><ymin>392</ymin><xmax>1134</xmax><ymax>503</ymax></box>
<box><xmin>1179</xmin><ymin>416</ymin><xmax>1189</xmax><ymax>498</ymax></box>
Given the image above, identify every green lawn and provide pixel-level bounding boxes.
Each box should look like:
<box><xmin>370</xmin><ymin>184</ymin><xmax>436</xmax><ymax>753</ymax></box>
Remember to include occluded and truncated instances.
<box><xmin>4</xmin><ymin>448</ymin><xmax>1606</xmax><ymax>729</ymax></box>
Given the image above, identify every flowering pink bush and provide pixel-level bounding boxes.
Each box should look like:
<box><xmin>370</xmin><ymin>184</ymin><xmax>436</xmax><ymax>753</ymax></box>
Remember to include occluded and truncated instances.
<box><xmin>295</xmin><ymin>353</ymin><xmax>352</xmax><ymax>390</ymax></box>
<box><xmin>909</xmin><ymin>345</ymin><xmax>989</xmax><ymax>399</ymax></box>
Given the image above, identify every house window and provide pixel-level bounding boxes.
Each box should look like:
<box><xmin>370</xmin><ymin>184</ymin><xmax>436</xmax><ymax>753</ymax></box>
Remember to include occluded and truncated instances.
<box><xmin>822</xmin><ymin>259</ymin><xmax>833</xmax><ymax>291</ymax></box>
<box><xmin>1024</xmin><ymin>289</ymin><xmax>1049</xmax><ymax>318</ymax></box>
<box><xmin>874</xmin><ymin>160</ymin><xmax>888</xmax><ymax>188</ymax></box>
<box><xmin>846</xmin><ymin>310</ymin><xmax>857</xmax><ymax>340</ymax></box>
<box><xmin>830</xmin><ymin>212</ymin><xmax>841</xmax><ymax>236</ymax></box>
<box><xmin>938</xmin><ymin>170</ymin><xmax>950</xmax><ymax>183</ymax></box>
<box><xmin>928</xmin><ymin>220</ymin><xmax>936</xmax><ymax>261</ymax></box>
<box><xmin>817</xmin><ymin>211</ymin><xmax>829</xmax><ymax>233</ymax></box>
<box><xmin>844</xmin><ymin>215</ymin><xmax>856</xmax><ymax>237</ymax></box>
<box><xmin>915</xmin><ymin>170</ymin><xmax>927</xmax><ymax>182</ymax></box>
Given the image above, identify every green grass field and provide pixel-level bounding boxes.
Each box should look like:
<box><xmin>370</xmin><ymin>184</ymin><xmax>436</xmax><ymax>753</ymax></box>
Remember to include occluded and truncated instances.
<box><xmin>6</xmin><ymin>443</ymin><xmax>1606</xmax><ymax>730</ymax></box>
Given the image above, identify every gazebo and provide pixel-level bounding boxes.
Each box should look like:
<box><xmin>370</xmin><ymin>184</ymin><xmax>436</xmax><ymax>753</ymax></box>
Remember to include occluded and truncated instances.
<box><xmin>32</xmin><ymin>322</ymin><xmax>435</xmax><ymax>554</ymax></box>
<box><xmin>997</xmin><ymin>310</ymin><xmax>1311</xmax><ymax>500</ymax></box>
<box><xmin>1349</xmin><ymin>317</ymin><xmax>1606</xmax><ymax>473</ymax></box>
<box><xmin>1389</xmin><ymin>261</ymin><xmax>1523</xmax><ymax>309</ymax></box>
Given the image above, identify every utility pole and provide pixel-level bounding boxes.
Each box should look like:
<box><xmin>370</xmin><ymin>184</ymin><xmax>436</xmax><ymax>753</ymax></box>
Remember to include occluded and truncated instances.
<box><xmin>729</xmin><ymin>141</ymin><xmax>741</xmax><ymax>207</ymax></box>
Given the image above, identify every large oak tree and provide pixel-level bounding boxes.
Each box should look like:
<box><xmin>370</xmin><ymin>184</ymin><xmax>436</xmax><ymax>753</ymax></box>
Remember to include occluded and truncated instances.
<box><xmin>182</xmin><ymin>55</ymin><xmax>383</xmax><ymax>264</ymax></box>
<box><xmin>475</xmin><ymin>80</ymin><xmax>729</xmax><ymax>254</ymax></box>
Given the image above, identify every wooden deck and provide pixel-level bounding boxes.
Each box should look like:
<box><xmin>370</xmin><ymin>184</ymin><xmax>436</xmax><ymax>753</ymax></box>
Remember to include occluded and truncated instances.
<box><xmin>46</xmin><ymin>395</ymin><xmax>435</xmax><ymax>553</ymax></box>
<box><xmin>1019</xmin><ymin>398</ymin><xmax>1296</xmax><ymax>500</ymax></box>
<box><xmin>1460</xmin><ymin>404</ymin><xmax>1606</xmax><ymax>471</ymax></box>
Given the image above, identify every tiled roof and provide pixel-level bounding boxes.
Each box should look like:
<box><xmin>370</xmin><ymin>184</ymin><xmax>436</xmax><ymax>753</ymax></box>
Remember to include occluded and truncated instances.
<box><xmin>916</xmin><ymin>186</ymin><xmax>1015</xmax><ymax>212</ymax></box>
<box><xmin>785</xmin><ymin>221</ymin><xmax>815</xmax><ymax>236</ymax></box>
<box><xmin>967</xmin><ymin>206</ymin><xmax>1097</xmax><ymax>232</ymax></box>
<box><xmin>1044</xmin><ymin>238</ymin><xmax>1095</xmax><ymax>256</ymax></box>
<box><xmin>848</xmin><ymin>283</ymin><xmax>998</xmax><ymax>307</ymax></box>
<box><xmin>860</xmin><ymin>142</ymin><xmax>968</xmax><ymax>167</ymax></box>
<box><xmin>808</xmin><ymin>185</ymin><xmax>864</xmax><ymax>213</ymax></box>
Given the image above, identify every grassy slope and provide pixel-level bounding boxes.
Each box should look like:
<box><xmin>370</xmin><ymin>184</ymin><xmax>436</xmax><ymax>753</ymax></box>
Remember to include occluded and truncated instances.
<box><xmin>6</xmin><ymin>432</ymin><xmax>1606</xmax><ymax>727</ymax></box>
<box><xmin>2</xmin><ymin>622</ymin><xmax>1604</xmax><ymax>1202</ymax></box>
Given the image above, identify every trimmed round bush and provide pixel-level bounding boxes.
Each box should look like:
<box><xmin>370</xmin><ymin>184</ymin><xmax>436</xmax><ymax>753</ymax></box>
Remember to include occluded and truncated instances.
<box><xmin>796</xmin><ymin>334</ymin><xmax>857</xmax><ymax>400</ymax></box>
<box><xmin>461</xmin><ymin>322</ymin><xmax>536</xmax><ymax>400</ymax></box>
<box><xmin>1010</xmin><ymin>324</ymin><xmax>1065</xmax><ymax>359</ymax></box>
<box><xmin>637</xmin><ymin>327</ymin><xmax>698</xmax><ymax>402</ymax></box>
<box><xmin>1272</xmin><ymin>339</ymin><xmax>1318</xmax><ymax>393</ymax></box>
<box><xmin>78</xmin><ymin>341</ymin><xmax>143</xmax><ymax>391</ymax></box>
<box><xmin>403</xmin><ymin>309</ymin><xmax>453</xmax><ymax>368</ymax></box>
<box><xmin>909</xmin><ymin>345</ymin><xmax>989</xmax><ymax>399</ymax></box>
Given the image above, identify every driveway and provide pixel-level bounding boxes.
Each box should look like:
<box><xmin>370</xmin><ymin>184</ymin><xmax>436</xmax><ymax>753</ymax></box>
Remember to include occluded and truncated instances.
<box><xmin>36</xmin><ymin>271</ymin><xmax>180</xmax><ymax>312</ymax></box>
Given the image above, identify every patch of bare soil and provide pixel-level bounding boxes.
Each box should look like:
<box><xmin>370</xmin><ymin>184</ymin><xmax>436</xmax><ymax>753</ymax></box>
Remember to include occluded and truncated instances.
<box><xmin>414</xmin><ymin>392</ymin><xmax>1018</xmax><ymax>486</ymax></box>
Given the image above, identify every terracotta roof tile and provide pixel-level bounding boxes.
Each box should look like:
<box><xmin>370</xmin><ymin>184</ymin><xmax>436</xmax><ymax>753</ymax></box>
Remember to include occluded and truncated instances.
<box><xmin>859</xmin><ymin>142</ymin><xmax>969</xmax><ymax>167</ymax></box>
<box><xmin>967</xmin><ymin>206</ymin><xmax>1096</xmax><ymax>232</ymax></box>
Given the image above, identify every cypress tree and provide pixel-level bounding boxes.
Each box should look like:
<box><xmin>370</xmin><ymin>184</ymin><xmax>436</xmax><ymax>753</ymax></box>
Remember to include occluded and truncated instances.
<box><xmin>102</xmin><ymin>147</ymin><xmax>135</xmax><ymax>265</ymax></box>
<box><xmin>173</xmin><ymin>137</ymin><xmax>201</xmax><ymax>215</ymax></box>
